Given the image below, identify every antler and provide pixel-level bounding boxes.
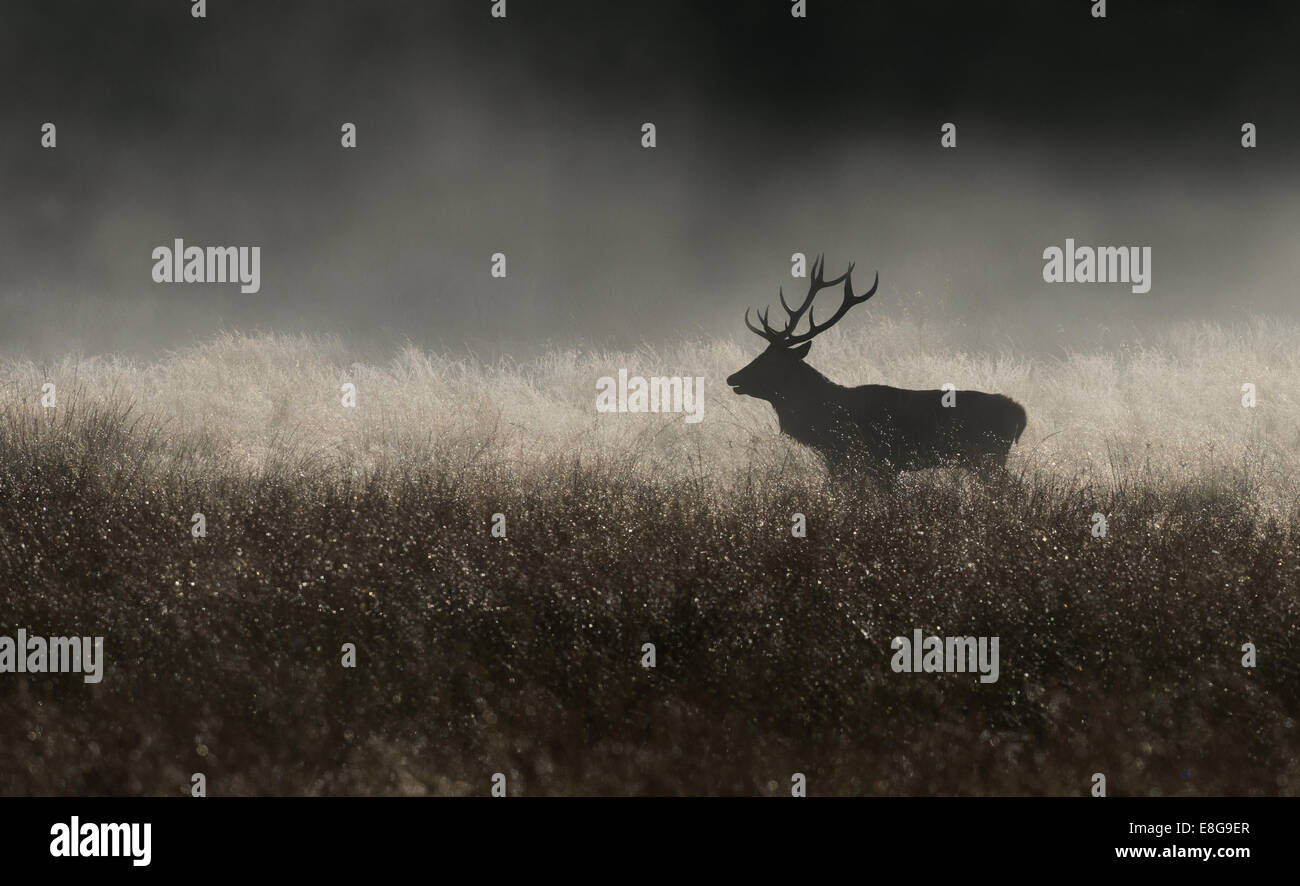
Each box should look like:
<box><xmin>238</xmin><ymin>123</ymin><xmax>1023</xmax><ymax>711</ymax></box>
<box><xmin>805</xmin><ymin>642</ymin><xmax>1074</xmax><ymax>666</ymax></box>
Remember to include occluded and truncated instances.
<box><xmin>744</xmin><ymin>255</ymin><xmax>879</xmax><ymax>346</ymax></box>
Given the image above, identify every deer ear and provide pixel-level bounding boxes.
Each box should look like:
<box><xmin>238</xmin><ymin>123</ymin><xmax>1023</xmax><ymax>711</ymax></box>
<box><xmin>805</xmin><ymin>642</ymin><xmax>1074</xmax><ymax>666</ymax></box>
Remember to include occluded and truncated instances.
<box><xmin>789</xmin><ymin>341</ymin><xmax>812</xmax><ymax>360</ymax></box>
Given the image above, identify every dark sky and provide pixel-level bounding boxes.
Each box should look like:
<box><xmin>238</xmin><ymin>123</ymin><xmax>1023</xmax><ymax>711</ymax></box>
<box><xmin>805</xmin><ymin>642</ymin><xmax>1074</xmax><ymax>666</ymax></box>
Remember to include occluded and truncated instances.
<box><xmin>2</xmin><ymin>1</ymin><xmax>1298</xmax><ymax>357</ymax></box>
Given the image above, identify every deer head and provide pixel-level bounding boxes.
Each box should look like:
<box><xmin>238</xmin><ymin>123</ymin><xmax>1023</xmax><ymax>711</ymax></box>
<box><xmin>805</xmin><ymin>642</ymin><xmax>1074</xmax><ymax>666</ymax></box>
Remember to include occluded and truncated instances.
<box><xmin>726</xmin><ymin>255</ymin><xmax>878</xmax><ymax>400</ymax></box>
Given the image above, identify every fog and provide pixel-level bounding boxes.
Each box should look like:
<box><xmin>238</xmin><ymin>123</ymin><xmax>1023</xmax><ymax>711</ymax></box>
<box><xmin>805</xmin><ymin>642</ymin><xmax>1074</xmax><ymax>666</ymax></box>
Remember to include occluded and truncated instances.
<box><xmin>3</xmin><ymin>0</ymin><xmax>1298</xmax><ymax>359</ymax></box>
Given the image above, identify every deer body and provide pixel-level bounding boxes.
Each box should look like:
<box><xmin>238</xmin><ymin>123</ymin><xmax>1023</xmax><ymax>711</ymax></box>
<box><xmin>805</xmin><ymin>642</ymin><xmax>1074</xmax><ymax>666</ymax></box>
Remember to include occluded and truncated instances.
<box><xmin>728</xmin><ymin>256</ymin><xmax>1027</xmax><ymax>482</ymax></box>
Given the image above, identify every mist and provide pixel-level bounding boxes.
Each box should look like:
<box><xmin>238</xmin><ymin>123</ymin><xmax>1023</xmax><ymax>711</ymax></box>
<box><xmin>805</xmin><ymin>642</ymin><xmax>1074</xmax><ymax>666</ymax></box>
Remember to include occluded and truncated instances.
<box><xmin>3</xmin><ymin>0</ymin><xmax>1298</xmax><ymax>359</ymax></box>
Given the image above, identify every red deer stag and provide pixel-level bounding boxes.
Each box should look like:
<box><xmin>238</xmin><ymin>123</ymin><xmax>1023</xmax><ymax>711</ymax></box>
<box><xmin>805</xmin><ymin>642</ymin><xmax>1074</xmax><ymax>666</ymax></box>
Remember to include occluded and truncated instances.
<box><xmin>727</xmin><ymin>256</ymin><xmax>1026</xmax><ymax>484</ymax></box>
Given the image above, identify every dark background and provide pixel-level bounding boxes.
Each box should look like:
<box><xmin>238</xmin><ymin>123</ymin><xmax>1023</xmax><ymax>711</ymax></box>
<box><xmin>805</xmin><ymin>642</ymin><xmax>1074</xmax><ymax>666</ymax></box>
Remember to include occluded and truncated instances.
<box><xmin>2</xmin><ymin>0</ymin><xmax>1297</xmax><ymax>357</ymax></box>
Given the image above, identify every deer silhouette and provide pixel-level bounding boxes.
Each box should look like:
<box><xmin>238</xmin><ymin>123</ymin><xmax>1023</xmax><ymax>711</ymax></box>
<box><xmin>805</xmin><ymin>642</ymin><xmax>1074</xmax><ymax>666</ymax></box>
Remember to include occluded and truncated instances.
<box><xmin>727</xmin><ymin>256</ymin><xmax>1026</xmax><ymax>484</ymax></box>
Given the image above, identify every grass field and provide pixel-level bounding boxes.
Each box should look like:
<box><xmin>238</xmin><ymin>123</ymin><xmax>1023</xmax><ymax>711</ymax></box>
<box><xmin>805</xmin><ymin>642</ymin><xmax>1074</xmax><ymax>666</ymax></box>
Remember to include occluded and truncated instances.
<box><xmin>1</xmin><ymin>318</ymin><xmax>1298</xmax><ymax>795</ymax></box>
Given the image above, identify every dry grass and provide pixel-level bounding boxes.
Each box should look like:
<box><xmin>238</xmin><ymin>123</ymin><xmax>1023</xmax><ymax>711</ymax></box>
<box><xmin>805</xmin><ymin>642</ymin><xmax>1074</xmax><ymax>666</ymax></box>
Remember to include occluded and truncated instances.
<box><xmin>0</xmin><ymin>320</ymin><xmax>1297</xmax><ymax>795</ymax></box>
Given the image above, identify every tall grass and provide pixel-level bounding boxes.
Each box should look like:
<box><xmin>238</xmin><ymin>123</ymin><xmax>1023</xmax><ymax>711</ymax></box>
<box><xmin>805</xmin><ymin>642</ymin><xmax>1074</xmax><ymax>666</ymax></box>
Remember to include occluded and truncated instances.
<box><xmin>3</xmin><ymin>316</ymin><xmax>1298</xmax><ymax>506</ymax></box>
<box><xmin>0</xmin><ymin>320</ymin><xmax>1297</xmax><ymax>795</ymax></box>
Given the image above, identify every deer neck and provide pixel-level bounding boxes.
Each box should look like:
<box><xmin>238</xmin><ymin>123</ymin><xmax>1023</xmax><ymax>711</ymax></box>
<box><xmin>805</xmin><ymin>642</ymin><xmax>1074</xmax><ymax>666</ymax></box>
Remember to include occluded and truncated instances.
<box><xmin>769</xmin><ymin>363</ymin><xmax>844</xmax><ymax>427</ymax></box>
